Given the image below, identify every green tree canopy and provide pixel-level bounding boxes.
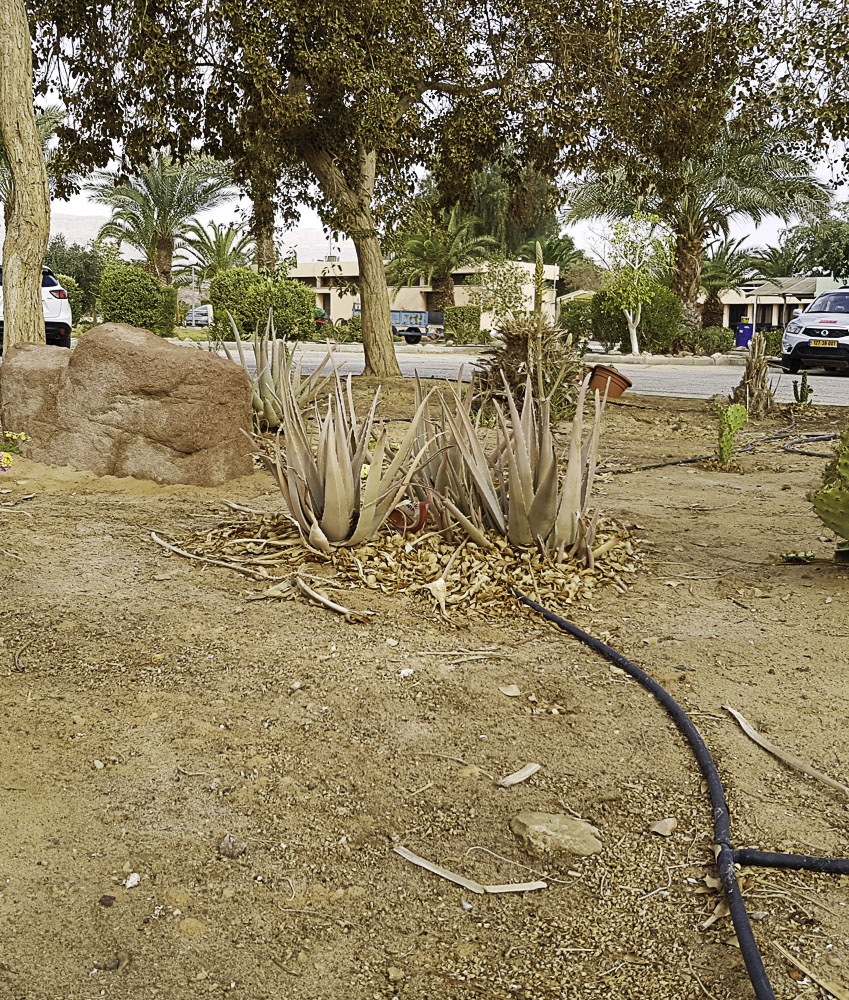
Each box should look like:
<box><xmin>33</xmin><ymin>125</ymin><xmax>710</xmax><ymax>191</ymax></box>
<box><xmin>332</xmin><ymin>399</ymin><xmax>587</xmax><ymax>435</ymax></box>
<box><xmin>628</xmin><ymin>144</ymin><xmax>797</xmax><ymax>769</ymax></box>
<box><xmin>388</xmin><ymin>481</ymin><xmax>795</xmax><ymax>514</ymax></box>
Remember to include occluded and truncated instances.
<box><xmin>44</xmin><ymin>235</ymin><xmax>104</xmax><ymax>314</ymax></box>
<box><xmin>568</xmin><ymin>122</ymin><xmax>831</xmax><ymax>311</ymax></box>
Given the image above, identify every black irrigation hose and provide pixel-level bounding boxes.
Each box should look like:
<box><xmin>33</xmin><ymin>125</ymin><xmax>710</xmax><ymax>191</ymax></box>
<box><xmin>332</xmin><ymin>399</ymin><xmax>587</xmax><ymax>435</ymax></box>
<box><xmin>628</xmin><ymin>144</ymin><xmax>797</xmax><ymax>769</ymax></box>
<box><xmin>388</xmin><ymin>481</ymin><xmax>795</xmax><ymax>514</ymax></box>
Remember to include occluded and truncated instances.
<box><xmin>611</xmin><ymin>431</ymin><xmax>837</xmax><ymax>474</ymax></box>
<box><xmin>511</xmin><ymin>589</ymin><xmax>849</xmax><ymax>1000</ymax></box>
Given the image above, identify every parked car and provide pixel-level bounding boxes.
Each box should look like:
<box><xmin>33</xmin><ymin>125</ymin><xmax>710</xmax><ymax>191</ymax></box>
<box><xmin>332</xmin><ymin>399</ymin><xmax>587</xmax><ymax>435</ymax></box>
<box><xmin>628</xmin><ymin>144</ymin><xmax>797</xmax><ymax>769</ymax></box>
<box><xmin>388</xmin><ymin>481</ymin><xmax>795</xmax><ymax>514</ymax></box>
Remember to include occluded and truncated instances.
<box><xmin>0</xmin><ymin>266</ymin><xmax>73</xmax><ymax>350</ymax></box>
<box><xmin>782</xmin><ymin>288</ymin><xmax>849</xmax><ymax>373</ymax></box>
<box><xmin>183</xmin><ymin>305</ymin><xmax>211</xmax><ymax>328</ymax></box>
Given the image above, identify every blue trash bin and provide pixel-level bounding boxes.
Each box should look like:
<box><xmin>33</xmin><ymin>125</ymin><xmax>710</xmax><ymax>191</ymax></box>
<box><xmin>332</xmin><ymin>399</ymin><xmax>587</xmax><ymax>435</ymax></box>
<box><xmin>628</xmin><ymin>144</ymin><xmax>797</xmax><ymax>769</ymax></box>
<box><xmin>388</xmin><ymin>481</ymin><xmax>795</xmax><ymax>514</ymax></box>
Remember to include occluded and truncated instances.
<box><xmin>735</xmin><ymin>323</ymin><xmax>753</xmax><ymax>348</ymax></box>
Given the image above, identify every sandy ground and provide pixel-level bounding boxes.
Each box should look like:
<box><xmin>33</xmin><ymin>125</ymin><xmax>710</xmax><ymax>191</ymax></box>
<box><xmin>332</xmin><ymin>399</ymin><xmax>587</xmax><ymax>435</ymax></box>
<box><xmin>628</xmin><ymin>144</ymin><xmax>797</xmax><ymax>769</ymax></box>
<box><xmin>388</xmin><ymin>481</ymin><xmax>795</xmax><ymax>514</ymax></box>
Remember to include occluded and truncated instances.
<box><xmin>1</xmin><ymin>390</ymin><xmax>848</xmax><ymax>1000</ymax></box>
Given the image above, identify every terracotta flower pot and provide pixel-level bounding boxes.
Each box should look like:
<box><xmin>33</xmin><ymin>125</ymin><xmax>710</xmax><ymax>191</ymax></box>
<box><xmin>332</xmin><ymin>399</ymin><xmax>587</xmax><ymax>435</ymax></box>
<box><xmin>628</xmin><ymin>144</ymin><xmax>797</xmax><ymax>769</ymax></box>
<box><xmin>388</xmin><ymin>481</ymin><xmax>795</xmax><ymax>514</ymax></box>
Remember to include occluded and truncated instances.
<box><xmin>587</xmin><ymin>364</ymin><xmax>632</xmax><ymax>399</ymax></box>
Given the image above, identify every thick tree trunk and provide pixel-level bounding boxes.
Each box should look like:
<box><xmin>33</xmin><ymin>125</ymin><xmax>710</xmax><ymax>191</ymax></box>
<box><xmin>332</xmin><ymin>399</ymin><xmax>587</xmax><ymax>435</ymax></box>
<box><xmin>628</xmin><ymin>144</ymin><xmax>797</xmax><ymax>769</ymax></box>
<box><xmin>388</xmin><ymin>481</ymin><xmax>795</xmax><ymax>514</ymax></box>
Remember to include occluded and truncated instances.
<box><xmin>0</xmin><ymin>0</ymin><xmax>50</xmax><ymax>347</ymax></box>
<box><xmin>154</xmin><ymin>236</ymin><xmax>173</xmax><ymax>283</ymax></box>
<box><xmin>672</xmin><ymin>232</ymin><xmax>705</xmax><ymax>310</ymax></box>
<box><xmin>249</xmin><ymin>174</ymin><xmax>277</xmax><ymax>273</ymax></box>
<box><xmin>353</xmin><ymin>231</ymin><xmax>402</xmax><ymax>377</ymax></box>
<box><xmin>430</xmin><ymin>273</ymin><xmax>455</xmax><ymax>310</ymax></box>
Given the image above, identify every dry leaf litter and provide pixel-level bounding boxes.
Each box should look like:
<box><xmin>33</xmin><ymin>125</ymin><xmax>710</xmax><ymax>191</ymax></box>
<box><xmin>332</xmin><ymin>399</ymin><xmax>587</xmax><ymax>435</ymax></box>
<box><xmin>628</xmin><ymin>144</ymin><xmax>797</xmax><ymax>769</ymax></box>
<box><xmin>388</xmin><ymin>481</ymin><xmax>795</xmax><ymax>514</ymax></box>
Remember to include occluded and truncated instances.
<box><xmin>163</xmin><ymin>511</ymin><xmax>640</xmax><ymax>618</ymax></box>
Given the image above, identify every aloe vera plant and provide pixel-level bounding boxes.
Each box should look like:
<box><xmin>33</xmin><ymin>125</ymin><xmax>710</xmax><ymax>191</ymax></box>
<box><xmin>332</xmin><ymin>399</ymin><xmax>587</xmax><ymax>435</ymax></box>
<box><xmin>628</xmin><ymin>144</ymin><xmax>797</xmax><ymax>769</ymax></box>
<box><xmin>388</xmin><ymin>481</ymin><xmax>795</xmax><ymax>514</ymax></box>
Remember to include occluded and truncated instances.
<box><xmin>414</xmin><ymin>373</ymin><xmax>607</xmax><ymax>564</ymax></box>
<box><xmin>262</xmin><ymin>368</ymin><xmax>434</xmax><ymax>548</ymax></box>
<box><xmin>223</xmin><ymin>310</ymin><xmax>342</xmax><ymax>427</ymax></box>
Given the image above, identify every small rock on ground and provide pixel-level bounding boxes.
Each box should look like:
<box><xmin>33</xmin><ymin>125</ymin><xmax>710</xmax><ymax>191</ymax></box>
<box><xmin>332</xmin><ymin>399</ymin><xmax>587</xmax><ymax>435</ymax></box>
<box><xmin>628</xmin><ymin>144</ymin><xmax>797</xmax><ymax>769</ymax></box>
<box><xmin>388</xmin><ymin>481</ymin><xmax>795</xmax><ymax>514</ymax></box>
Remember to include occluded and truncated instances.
<box><xmin>510</xmin><ymin>811</ymin><xmax>602</xmax><ymax>855</ymax></box>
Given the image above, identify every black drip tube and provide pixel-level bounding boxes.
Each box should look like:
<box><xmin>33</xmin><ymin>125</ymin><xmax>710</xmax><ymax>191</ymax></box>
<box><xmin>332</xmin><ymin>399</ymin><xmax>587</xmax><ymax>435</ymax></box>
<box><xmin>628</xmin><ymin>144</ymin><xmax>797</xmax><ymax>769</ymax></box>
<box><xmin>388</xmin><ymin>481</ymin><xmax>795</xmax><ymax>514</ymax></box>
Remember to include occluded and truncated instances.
<box><xmin>511</xmin><ymin>589</ymin><xmax>849</xmax><ymax>1000</ymax></box>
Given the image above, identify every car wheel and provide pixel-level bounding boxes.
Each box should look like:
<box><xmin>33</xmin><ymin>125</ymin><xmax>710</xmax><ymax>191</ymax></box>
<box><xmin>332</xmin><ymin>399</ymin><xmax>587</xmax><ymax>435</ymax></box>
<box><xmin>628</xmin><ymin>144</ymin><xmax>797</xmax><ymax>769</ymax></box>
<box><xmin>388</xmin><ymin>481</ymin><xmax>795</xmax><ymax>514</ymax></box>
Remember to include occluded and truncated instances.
<box><xmin>783</xmin><ymin>354</ymin><xmax>800</xmax><ymax>374</ymax></box>
<box><xmin>404</xmin><ymin>334</ymin><xmax>422</xmax><ymax>345</ymax></box>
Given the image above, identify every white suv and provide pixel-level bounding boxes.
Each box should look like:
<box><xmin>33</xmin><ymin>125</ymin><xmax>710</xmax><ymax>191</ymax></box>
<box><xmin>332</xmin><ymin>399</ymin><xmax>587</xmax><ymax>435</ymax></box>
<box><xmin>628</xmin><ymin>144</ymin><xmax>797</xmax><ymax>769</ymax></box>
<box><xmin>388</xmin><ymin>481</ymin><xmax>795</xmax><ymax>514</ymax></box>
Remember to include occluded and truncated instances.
<box><xmin>782</xmin><ymin>288</ymin><xmax>849</xmax><ymax>373</ymax></box>
<box><xmin>0</xmin><ymin>265</ymin><xmax>74</xmax><ymax>350</ymax></box>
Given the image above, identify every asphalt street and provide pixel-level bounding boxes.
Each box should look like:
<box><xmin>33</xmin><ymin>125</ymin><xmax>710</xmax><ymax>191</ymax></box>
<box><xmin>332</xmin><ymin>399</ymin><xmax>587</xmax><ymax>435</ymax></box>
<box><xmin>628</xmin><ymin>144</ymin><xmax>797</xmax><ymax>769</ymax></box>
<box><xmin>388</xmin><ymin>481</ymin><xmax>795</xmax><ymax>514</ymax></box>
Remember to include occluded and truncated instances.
<box><xmin>278</xmin><ymin>346</ymin><xmax>849</xmax><ymax>407</ymax></box>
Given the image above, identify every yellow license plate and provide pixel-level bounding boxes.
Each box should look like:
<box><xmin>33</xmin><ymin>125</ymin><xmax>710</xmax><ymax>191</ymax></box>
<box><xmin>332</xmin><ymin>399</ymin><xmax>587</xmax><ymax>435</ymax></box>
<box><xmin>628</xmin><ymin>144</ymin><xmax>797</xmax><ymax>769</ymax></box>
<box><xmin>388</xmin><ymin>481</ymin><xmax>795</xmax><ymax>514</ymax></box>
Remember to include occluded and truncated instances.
<box><xmin>810</xmin><ymin>339</ymin><xmax>839</xmax><ymax>347</ymax></box>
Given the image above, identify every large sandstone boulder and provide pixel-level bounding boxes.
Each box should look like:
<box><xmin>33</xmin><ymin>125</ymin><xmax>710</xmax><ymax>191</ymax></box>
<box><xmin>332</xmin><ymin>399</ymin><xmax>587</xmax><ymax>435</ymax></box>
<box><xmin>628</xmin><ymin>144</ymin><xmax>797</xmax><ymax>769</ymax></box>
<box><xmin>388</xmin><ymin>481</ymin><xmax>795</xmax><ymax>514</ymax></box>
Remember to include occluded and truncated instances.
<box><xmin>0</xmin><ymin>324</ymin><xmax>253</xmax><ymax>486</ymax></box>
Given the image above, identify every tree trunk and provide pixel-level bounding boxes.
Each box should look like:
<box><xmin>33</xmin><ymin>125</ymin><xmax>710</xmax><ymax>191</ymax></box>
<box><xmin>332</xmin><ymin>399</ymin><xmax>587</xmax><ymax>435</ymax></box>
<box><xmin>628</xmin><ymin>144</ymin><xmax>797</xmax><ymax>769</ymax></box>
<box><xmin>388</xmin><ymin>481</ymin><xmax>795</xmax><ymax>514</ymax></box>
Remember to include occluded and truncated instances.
<box><xmin>623</xmin><ymin>304</ymin><xmax>641</xmax><ymax>354</ymax></box>
<box><xmin>0</xmin><ymin>0</ymin><xmax>50</xmax><ymax>348</ymax></box>
<box><xmin>301</xmin><ymin>142</ymin><xmax>399</xmax><ymax>376</ymax></box>
<box><xmin>430</xmin><ymin>273</ymin><xmax>455</xmax><ymax>310</ymax></box>
<box><xmin>672</xmin><ymin>232</ymin><xmax>705</xmax><ymax>310</ymax></box>
<box><xmin>249</xmin><ymin>174</ymin><xmax>277</xmax><ymax>273</ymax></box>
<box><xmin>155</xmin><ymin>236</ymin><xmax>173</xmax><ymax>283</ymax></box>
<box><xmin>353</xmin><ymin>231</ymin><xmax>402</xmax><ymax>377</ymax></box>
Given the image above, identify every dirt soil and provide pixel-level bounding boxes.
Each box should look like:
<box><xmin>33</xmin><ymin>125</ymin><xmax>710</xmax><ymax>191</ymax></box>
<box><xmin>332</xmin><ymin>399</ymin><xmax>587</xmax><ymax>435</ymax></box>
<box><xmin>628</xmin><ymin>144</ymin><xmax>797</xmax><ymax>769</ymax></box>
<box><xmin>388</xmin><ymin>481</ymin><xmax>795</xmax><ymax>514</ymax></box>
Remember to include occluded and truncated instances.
<box><xmin>2</xmin><ymin>389</ymin><xmax>849</xmax><ymax>1000</ymax></box>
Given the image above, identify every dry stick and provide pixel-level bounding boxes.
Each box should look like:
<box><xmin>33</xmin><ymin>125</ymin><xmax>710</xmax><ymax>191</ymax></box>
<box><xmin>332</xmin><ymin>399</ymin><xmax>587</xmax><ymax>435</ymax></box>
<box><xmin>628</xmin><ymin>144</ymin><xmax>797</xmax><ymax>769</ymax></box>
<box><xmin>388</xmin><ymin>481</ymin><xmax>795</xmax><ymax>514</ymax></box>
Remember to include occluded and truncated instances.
<box><xmin>393</xmin><ymin>845</ymin><xmax>546</xmax><ymax>894</ymax></box>
<box><xmin>150</xmin><ymin>531</ymin><xmax>271</xmax><ymax>580</ymax></box>
<box><xmin>723</xmin><ymin>706</ymin><xmax>849</xmax><ymax>798</ymax></box>
<box><xmin>294</xmin><ymin>574</ymin><xmax>374</xmax><ymax>622</ymax></box>
<box><xmin>773</xmin><ymin>942</ymin><xmax>849</xmax><ymax>1000</ymax></box>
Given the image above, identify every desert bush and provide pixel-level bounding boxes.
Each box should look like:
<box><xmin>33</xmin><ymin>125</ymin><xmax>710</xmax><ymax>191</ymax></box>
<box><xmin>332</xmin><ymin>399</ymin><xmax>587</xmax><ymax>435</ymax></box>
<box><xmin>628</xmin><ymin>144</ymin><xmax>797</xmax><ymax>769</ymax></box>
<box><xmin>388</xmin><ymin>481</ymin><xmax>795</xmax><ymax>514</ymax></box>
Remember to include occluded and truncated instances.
<box><xmin>627</xmin><ymin>286</ymin><xmax>684</xmax><ymax>354</ymax></box>
<box><xmin>558</xmin><ymin>299</ymin><xmax>592</xmax><ymax>348</ymax></box>
<box><xmin>99</xmin><ymin>265</ymin><xmax>175</xmax><ymax>337</ymax></box>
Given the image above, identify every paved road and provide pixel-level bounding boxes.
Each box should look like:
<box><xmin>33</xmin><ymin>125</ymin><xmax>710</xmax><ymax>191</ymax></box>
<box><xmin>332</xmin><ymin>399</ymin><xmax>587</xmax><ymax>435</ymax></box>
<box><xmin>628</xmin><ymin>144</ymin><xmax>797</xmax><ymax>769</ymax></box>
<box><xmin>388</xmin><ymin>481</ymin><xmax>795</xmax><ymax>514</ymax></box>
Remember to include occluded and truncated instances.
<box><xmin>255</xmin><ymin>346</ymin><xmax>849</xmax><ymax>407</ymax></box>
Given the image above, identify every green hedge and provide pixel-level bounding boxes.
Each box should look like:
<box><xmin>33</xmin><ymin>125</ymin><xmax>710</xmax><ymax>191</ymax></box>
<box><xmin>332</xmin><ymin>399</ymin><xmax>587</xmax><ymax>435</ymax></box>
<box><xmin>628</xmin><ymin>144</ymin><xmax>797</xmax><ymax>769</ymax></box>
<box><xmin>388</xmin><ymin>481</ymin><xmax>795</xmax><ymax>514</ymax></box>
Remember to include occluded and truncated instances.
<box><xmin>591</xmin><ymin>288</ymin><xmax>628</xmax><ymax>350</ymax></box>
<box><xmin>99</xmin><ymin>265</ymin><xmax>175</xmax><ymax>337</ymax></box>
<box><xmin>209</xmin><ymin>267</ymin><xmax>263</xmax><ymax>339</ymax></box>
<box><xmin>55</xmin><ymin>274</ymin><xmax>84</xmax><ymax>322</ymax></box>
<box><xmin>444</xmin><ymin>305</ymin><xmax>483</xmax><ymax>343</ymax></box>
<box><xmin>209</xmin><ymin>267</ymin><xmax>315</xmax><ymax>340</ymax></box>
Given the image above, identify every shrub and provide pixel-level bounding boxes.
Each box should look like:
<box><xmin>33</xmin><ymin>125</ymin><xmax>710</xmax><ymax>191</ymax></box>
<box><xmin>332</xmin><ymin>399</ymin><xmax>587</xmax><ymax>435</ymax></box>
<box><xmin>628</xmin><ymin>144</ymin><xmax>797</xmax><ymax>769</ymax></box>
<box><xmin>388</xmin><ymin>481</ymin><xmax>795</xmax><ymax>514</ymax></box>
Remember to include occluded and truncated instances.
<box><xmin>209</xmin><ymin>267</ymin><xmax>263</xmax><ymax>339</ymax></box>
<box><xmin>243</xmin><ymin>274</ymin><xmax>316</xmax><ymax>340</ymax></box>
<box><xmin>99</xmin><ymin>265</ymin><xmax>175</xmax><ymax>337</ymax></box>
<box><xmin>56</xmin><ymin>274</ymin><xmax>84</xmax><ymax>321</ymax></box>
<box><xmin>690</xmin><ymin>326</ymin><xmax>735</xmax><ymax>355</ymax></box>
<box><xmin>558</xmin><ymin>299</ymin><xmax>592</xmax><ymax>349</ymax></box>
<box><xmin>761</xmin><ymin>329</ymin><xmax>783</xmax><ymax>357</ymax></box>
<box><xmin>333</xmin><ymin>315</ymin><xmax>362</xmax><ymax>342</ymax></box>
<box><xmin>630</xmin><ymin>286</ymin><xmax>685</xmax><ymax>354</ymax></box>
<box><xmin>444</xmin><ymin>305</ymin><xmax>484</xmax><ymax>344</ymax></box>
<box><xmin>591</xmin><ymin>288</ymin><xmax>628</xmax><ymax>351</ymax></box>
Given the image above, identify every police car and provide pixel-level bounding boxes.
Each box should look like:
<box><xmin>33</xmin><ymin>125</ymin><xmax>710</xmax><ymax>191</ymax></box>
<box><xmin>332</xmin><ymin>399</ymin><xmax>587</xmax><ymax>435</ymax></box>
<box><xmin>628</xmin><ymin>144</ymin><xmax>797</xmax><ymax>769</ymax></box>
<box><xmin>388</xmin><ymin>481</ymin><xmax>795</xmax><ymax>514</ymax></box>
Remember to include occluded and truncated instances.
<box><xmin>782</xmin><ymin>288</ymin><xmax>849</xmax><ymax>373</ymax></box>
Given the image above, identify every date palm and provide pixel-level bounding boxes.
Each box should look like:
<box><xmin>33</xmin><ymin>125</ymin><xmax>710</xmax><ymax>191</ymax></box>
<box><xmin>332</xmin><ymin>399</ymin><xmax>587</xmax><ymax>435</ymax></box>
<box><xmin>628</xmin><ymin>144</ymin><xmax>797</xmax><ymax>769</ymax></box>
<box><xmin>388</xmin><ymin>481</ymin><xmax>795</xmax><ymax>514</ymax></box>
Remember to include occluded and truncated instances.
<box><xmin>746</xmin><ymin>238</ymin><xmax>807</xmax><ymax>279</ymax></box>
<box><xmin>568</xmin><ymin>124</ymin><xmax>830</xmax><ymax>311</ymax></box>
<box><xmin>88</xmin><ymin>151</ymin><xmax>236</xmax><ymax>283</ymax></box>
<box><xmin>175</xmin><ymin>220</ymin><xmax>254</xmax><ymax>288</ymax></box>
<box><xmin>386</xmin><ymin>206</ymin><xmax>498</xmax><ymax>310</ymax></box>
<box><xmin>701</xmin><ymin>238</ymin><xmax>758</xmax><ymax>327</ymax></box>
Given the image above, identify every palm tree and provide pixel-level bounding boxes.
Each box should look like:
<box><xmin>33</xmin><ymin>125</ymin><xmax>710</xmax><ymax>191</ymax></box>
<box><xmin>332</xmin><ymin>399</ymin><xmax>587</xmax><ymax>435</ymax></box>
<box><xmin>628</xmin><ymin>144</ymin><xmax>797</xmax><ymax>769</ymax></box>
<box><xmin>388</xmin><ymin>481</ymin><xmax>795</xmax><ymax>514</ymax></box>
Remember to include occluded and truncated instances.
<box><xmin>746</xmin><ymin>233</ymin><xmax>808</xmax><ymax>279</ymax></box>
<box><xmin>385</xmin><ymin>206</ymin><xmax>498</xmax><ymax>309</ymax></box>
<box><xmin>88</xmin><ymin>152</ymin><xmax>236</xmax><ymax>283</ymax></box>
<box><xmin>701</xmin><ymin>238</ymin><xmax>758</xmax><ymax>327</ymax></box>
<box><xmin>516</xmin><ymin>233</ymin><xmax>586</xmax><ymax>270</ymax></box>
<box><xmin>174</xmin><ymin>220</ymin><xmax>254</xmax><ymax>288</ymax></box>
<box><xmin>568</xmin><ymin>124</ymin><xmax>831</xmax><ymax>311</ymax></box>
<box><xmin>0</xmin><ymin>104</ymin><xmax>65</xmax><ymax>229</ymax></box>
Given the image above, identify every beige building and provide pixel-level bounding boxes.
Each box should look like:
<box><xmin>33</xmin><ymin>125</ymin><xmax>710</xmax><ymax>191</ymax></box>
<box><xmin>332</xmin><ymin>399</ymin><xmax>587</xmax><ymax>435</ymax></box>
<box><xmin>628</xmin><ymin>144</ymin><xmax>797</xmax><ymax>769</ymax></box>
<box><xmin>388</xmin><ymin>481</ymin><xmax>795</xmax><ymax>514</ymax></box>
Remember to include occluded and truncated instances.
<box><xmin>288</xmin><ymin>258</ymin><xmax>558</xmax><ymax>330</ymax></box>
<box><xmin>718</xmin><ymin>277</ymin><xmax>841</xmax><ymax>329</ymax></box>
